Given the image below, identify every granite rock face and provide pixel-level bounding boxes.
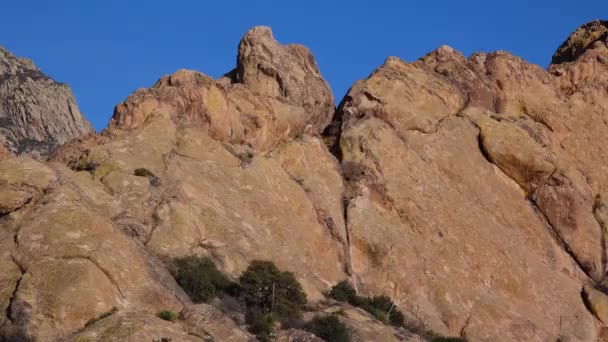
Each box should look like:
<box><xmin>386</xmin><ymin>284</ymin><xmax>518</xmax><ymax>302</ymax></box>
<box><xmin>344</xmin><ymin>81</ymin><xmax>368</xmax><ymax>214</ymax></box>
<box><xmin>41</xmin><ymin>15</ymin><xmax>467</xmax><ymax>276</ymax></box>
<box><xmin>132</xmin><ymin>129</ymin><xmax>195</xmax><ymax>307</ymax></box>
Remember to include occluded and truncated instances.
<box><xmin>3</xmin><ymin>22</ymin><xmax>608</xmax><ymax>341</ymax></box>
<box><xmin>108</xmin><ymin>26</ymin><xmax>334</xmax><ymax>152</ymax></box>
<box><xmin>0</xmin><ymin>46</ymin><xmax>93</xmax><ymax>159</ymax></box>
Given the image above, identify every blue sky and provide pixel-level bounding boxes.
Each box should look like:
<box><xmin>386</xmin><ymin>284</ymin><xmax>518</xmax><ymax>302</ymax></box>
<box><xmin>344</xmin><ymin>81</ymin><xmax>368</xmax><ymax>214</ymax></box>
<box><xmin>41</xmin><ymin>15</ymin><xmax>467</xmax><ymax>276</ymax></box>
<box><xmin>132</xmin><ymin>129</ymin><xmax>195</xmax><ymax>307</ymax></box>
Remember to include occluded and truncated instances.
<box><xmin>1</xmin><ymin>1</ymin><xmax>605</xmax><ymax>131</ymax></box>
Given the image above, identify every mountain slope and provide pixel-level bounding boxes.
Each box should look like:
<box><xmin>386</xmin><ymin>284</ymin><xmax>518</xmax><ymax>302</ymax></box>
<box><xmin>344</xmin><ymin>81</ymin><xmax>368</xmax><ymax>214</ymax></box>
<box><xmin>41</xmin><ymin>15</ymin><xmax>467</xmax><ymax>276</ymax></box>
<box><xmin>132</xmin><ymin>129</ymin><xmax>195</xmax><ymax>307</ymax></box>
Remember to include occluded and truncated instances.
<box><xmin>0</xmin><ymin>46</ymin><xmax>93</xmax><ymax>159</ymax></box>
<box><xmin>2</xmin><ymin>21</ymin><xmax>608</xmax><ymax>341</ymax></box>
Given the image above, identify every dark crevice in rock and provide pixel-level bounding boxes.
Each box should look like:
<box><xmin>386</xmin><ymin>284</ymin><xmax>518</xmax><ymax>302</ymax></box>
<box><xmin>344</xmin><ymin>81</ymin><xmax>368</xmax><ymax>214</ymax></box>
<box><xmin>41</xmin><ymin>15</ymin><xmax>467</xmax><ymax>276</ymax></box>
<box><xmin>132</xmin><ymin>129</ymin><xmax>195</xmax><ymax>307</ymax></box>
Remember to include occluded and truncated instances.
<box><xmin>322</xmin><ymin>99</ymin><xmax>347</xmax><ymax>163</ymax></box>
<box><xmin>459</xmin><ymin>312</ymin><xmax>473</xmax><ymax>339</ymax></box>
<box><xmin>5</xmin><ymin>259</ymin><xmax>25</xmax><ymax>325</ymax></box>
<box><xmin>461</xmin><ymin>111</ymin><xmax>594</xmax><ymax>281</ymax></box>
<box><xmin>0</xmin><ymin>195</ymin><xmax>33</xmax><ymax>220</ymax></box>
<box><xmin>529</xmin><ymin>196</ymin><xmax>595</xmax><ymax>283</ymax></box>
<box><xmin>342</xmin><ymin>195</ymin><xmax>357</xmax><ymax>293</ymax></box>
<box><xmin>592</xmin><ymin>197</ymin><xmax>608</xmax><ymax>280</ymax></box>
<box><xmin>281</xmin><ymin>167</ymin><xmax>352</xmax><ymax>282</ymax></box>
<box><xmin>581</xmin><ymin>286</ymin><xmax>603</xmax><ymax>324</ymax></box>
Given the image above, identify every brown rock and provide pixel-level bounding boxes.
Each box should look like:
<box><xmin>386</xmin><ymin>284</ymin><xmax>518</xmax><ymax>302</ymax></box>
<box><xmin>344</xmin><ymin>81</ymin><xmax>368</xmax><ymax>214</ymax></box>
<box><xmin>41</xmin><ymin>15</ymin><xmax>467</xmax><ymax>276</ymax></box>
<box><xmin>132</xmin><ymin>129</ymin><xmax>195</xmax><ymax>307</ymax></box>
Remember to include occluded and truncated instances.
<box><xmin>4</xmin><ymin>22</ymin><xmax>608</xmax><ymax>342</ymax></box>
<box><xmin>583</xmin><ymin>285</ymin><xmax>608</xmax><ymax>326</ymax></box>
<box><xmin>275</xmin><ymin>329</ymin><xmax>324</xmax><ymax>342</ymax></box>
<box><xmin>63</xmin><ymin>311</ymin><xmax>202</xmax><ymax>342</ymax></box>
<box><xmin>0</xmin><ymin>46</ymin><xmax>93</xmax><ymax>159</ymax></box>
<box><xmin>552</xmin><ymin>20</ymin><xmax>608</xmax><ymax>65</ymax></box>
<box><xmin>180</xmin><ymin>304</ymin><xmax>253</xmax><ymax>341</ymax></box>
<box><xmin>336</xmin><ymin>47</ymin><xmax>599</xmax><ymax>341</ymax></box>
<box><xmin>108</xmin><ymin>26</ymin><xmax>334</xmax><ymax>152</ymax></box>
<box><xmin>236</xmin><ymin>26</ymin><xmax>334</xmax><ymax>129</ymax></box>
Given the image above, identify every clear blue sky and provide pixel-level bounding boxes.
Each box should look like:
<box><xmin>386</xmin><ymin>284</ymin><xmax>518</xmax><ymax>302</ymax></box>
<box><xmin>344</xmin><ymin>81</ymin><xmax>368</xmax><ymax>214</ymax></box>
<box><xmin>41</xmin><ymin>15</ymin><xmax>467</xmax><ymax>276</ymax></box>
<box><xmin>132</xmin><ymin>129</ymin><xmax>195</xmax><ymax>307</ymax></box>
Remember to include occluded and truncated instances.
<box><xmin>1</xmin><ymin>1</ymin><xmax>605</xmax><ymax>131</ymax></box>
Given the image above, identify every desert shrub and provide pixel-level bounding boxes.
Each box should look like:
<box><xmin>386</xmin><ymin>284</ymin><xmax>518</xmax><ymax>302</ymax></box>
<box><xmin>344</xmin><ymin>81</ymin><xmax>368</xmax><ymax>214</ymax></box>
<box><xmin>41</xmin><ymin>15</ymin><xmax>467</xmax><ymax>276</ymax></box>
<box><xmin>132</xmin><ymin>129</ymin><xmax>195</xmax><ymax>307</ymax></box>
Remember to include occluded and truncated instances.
<box><xmin>306</xmin><ymin>315</ymin><xmax>351</xmax><ymax>342</ymax></box>
<box><xmin>356</xmin><ymin>298</ymin><xmax>390</xmax><ymax>324</ymax></box>
<box><xmin>0</xmin><ymin>324</ymin><xmax>35</xmax><ymax>342</ymax></box>
<box><xmin>133</xmin><ymin>167</ymin><xmax>156</xmax><ymax>178</ymax></box>
<box><xmin>84</xmin><ymin>307</ymin><xmax>118</xmax><ymax>327</ymax></box>
<box><xmin>329</xmin><ymin>280</ymin><xmax>357</xmax><ymax>303</ymax></box>
<box><xmin>245</xmin><ymin>309</ymin><xmax>275</xmax><ymax>342</ymax></box>
<box><xmin>238</xmin><ymin>260</ymin><xmax>307</xmax><ymax>321</ymax></box>
<box><xmin>429</xmin><ymin>337</ymin><xmax>467</xmax><ymax>342</ymax></box>
<box><xmin>367</xmin><ymin>296</ymin><xmax>404</xmax><ymax>326</ymax></box>
<box><xmin>68</xmin><ymin>150</ymin><xmax>98</xmax><ymax>172</ymax></box>
<box><xmin>171</xmin><ymin>256</ymin><xmax>239</xmax><ymax>303</ymax></box>
<box><xmin>328</xmin><ymin>281</ymin><xmax>405</xmax><ymax>327</ymax></box>
<box><xmin>237</xmin><ymin>151</ymin><xmax>254</xmax><ymax>166</ymax></box>
<box><xmin>157</xmin><ymin>310</ymin><xmax>177</xmax><ymax>322</ymax></box>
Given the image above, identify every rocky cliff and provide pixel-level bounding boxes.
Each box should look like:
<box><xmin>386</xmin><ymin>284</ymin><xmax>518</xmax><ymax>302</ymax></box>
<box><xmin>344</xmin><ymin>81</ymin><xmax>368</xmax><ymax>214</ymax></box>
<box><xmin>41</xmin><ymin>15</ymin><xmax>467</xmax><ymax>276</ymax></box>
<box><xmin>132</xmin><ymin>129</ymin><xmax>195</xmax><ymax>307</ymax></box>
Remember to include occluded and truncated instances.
<box><xmin>2</xmin><ymin>21</ymin><xmax>608</xmax><ymax>341</ymax></box>
<box><xmin>0</xmin><ymin>46</ymin><xmax>93</xmax><ymax>159</ymax></box>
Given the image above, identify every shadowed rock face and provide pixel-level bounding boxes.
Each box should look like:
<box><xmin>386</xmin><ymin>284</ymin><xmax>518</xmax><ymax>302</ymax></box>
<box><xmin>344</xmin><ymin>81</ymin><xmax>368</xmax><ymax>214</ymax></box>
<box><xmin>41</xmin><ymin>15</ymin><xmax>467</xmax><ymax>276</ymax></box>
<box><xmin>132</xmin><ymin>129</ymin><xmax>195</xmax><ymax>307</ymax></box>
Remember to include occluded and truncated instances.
<box><xmin>3</xmin><ymin>22</ymin><xmax>608</xmax><ymax>341</ymax></box>
<box><xmin>0</xmin><ymin>46</ymin><xmax>93</xmax><ymax>159</ymax></box>
<box><xmin>552</xmin><ymin>20</ymin><xmax>608</xmax><ymax>65</ymax></box>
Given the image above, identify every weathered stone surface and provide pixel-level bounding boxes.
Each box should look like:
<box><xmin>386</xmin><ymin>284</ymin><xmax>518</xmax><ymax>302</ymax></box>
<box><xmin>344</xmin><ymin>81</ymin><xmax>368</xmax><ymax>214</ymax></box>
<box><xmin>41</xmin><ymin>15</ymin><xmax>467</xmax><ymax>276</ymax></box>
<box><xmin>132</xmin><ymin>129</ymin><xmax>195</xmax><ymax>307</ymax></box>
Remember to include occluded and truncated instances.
<box><xmin>108</xmin><ymin>26</ymin><xmax>334</xmax><ymax>152</ymax></box>
<box><xmin>333</xmin><ymin>28</ymin><xmax>608</xmax><ymax>338</ymax></box>
<box><xmin>67</xmin><ymin>110</ymin><xmax>347</xmax><ymax>301</ymax></box>
<box><xmin>552</xmin><ymin>20</ymin><xmax>608</xmax><ymax>65</ymax></box>
<box><xmin>180</xmin><ymin>303</ymin><xmax>253</xmax><ymax>341</ymax></box>
<box><xmin>0</xmin><ymin>46</ymin><xmax>93</xmax><ymax>159</ymax></box>
<box><xmin>4</xmin><ymin>21</ymin><xmax>608</xmax><ymax>341</ymax></box>
<box><xmin>62</xmin><ymin>311</ymin><xmax>201</xmax><ymax>342</ymax></box>
<box><xmin>583</xmin><ymin>285</ymin><xmax>608</xmax><ymax>326</ymax></box>
<box><xmin>320</xmin><ymin>306</ymin><xmax>426</xmax><ymax>342</ymax></box>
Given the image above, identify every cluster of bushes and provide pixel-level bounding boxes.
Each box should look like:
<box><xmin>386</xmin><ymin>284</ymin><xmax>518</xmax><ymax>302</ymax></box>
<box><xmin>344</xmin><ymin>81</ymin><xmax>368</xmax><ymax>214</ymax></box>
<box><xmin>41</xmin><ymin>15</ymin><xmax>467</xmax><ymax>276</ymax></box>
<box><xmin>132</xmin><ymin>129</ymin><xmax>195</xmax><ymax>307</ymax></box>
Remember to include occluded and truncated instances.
<box><xmin>169</xmin><ymin>257</ymin><xmax>314</xmax><ymax>341</ymax></box>
<box><xmin>169</xmin><ymin>257</ymin><xmax>466</xmax><ymax>342</ymax></box>
<box><xmin>329</xmin><ymin>281</ymin><xmax>404</xmax><ymax>326</ymax></box>
<box><xmin>170</xmin><ymin>256</ymin><xmax>239</xmax><ymax>302</ymax></box>
<box><xmin>238</xmin><ymin>260</ymin><xmax>308</xmax><ymax>341</ymax></box>
<box><xmin>329</xmin><ymin>281</ymin><xmax>466</xmax><ymax>342</ymax></box>
<box><xmin>306</xmin><ymin>315</ymin><xmax>350</xmax><ymax>342</ymax></box>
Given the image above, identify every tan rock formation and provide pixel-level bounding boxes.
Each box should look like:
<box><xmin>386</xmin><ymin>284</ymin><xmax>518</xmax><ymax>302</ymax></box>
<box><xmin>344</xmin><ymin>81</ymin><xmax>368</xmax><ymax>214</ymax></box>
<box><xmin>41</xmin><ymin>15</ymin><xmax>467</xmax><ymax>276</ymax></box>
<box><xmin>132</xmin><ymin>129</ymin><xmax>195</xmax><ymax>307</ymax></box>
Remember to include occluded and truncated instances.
<box><xmin>3</xmin><ymin>21</ymin><xmax>608</xmax><ymax>341</ymax></box>
<box><xmin>328</xmin><ymin>20</ymin><xmax>608</xmax><ymax>341</ymax></box>
<box><xmin>0</xmin><ymin>46</ymin><xmax>93</xmax><ymax>159</ymax></box>
<box><xmin>108</xmin><ymin>26</ymin><xmax>334</xmax><ymax>152</ymax></box>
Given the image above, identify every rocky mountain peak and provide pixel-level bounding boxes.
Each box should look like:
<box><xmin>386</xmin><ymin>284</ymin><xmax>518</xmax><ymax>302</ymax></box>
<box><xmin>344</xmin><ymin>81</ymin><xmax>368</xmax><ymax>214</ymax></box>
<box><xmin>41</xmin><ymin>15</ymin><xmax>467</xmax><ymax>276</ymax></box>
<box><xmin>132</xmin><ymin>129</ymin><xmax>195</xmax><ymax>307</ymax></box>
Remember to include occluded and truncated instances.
<box><xmin>0</xmin><ymin>45</ymin><xmax>93</xmax><ymax>159</ymax></box>
<box><xmin>552</xmin><ymin>19</ymin><xmax>608</xmax><ymax>65</ymax></box>
<box><xmin>108</xmin><ymin>26</ymin><xmax>334</xmax><ymax>152</ymax></box>
<box><xmin>4</xmin><ymin>21</ymin><xmax>608</xmax><ymax>342</ymax></box>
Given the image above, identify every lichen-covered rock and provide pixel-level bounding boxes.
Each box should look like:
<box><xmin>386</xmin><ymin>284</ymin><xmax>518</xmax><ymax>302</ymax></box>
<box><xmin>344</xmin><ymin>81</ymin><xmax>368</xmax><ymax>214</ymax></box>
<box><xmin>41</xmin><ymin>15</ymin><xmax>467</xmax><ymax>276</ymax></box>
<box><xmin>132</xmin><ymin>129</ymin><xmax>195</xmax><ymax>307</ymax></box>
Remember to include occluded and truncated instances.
<box><xmin>0</xmin><ymin>46</ymin><xmax>93</xmax><ymax>159</ymax></box>
<box><xmin>552</xmin><ymin>20</ymin><xmax>608</xmax><ymax>65</ymax></box>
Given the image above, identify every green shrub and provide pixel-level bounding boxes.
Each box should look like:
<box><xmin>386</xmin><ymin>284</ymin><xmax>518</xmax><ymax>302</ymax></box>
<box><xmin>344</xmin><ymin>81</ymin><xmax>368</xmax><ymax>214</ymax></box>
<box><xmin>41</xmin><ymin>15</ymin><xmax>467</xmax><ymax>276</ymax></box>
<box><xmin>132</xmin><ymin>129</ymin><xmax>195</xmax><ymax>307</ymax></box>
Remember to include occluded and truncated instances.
<box><xmin>134</xmin><ymin>168</ymin><xmax>156</xmax><ymax>178</ymax></box>
<box><xmin>307</xmin><ymin>315</ymin><xmax>351</xmax><ymax>342</ymax></box>
<box><xmin>430</xmin><ymin>337</ymin><xmax>467</xmax><ymax>342</ymax></box>
<box><xmin>329</xmin><ymin>281</ymin><xmax>357</xmax><ymax>303</ymax></box>
<box><xmin>328</xmin><ymin>281</ymin><xmax>405</xmax><ymax>327</ymax></box>
<box><xmin>157</xmin><ymin>310</ymin><xmax>177</xmax><ymax>322</ymax></box>
<box><xmin>237</xmin><ymin>151</ymin><xmax>254</xmax><ymax>166</ymax></box>
<box><xmin>246</xmin><ymin>310</ymin><xmax>275</xmax><ymax>342</ymax></box>
<box><xmin>171</xmin><ymin>256</ymin><xmax>239</xmax><ymax>303</ymax></box>
<box><xmin>368</xmin><ymin>296</ymin><xmax>404</xmax><ymax>326</ymax></box>
<box><xmin>239</xmin><ymin>260</ymin><xmax>307</xmax><ymax>321</ymax></box>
